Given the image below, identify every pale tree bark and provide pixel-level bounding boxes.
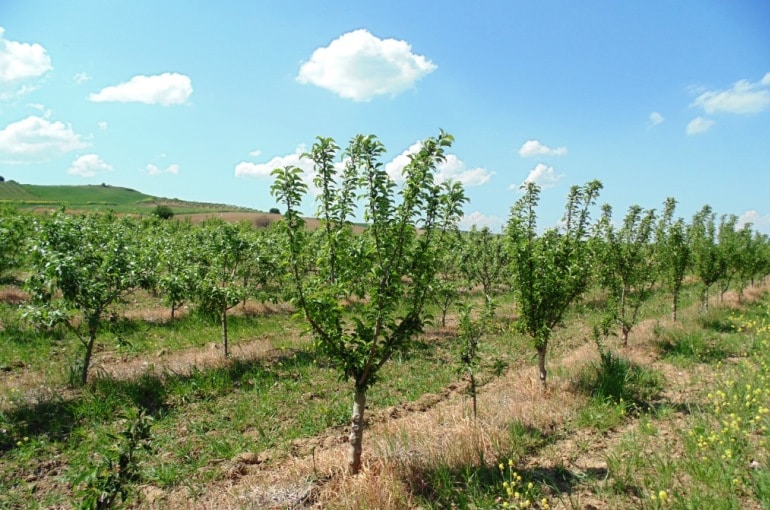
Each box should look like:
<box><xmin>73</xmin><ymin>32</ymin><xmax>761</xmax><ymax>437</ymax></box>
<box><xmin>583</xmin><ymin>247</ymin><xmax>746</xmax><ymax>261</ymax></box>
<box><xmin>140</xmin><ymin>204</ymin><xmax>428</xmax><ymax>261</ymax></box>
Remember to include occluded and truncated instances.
<box><xmin>348</xmin><ymin>386</ymin><xmax>367</xmax><ymax>475</ymax></box>
<box><xmin>537</xmin><ymin>344</ymin><xmax>548</xmax><ymax>388</ymax></box>
<box><xmin>221</xmin><ymin>308</ymin><xmax>229</xmax><ymax>358</ymax></box>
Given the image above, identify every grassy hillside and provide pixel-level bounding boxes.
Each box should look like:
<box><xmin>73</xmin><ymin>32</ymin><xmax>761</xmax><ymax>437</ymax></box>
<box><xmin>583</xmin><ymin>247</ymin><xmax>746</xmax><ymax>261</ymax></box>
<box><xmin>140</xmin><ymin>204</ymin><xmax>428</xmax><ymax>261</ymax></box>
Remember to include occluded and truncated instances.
<box><xmin>0</xmin><ymin>181</ymin><xmax>257</xmax><ymax>214</ymax></box>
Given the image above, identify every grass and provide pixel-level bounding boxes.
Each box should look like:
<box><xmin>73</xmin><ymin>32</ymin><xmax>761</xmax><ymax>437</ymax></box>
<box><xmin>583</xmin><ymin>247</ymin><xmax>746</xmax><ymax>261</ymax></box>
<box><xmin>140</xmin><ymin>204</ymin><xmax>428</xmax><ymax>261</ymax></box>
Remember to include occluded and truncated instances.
<box><xmin>1</xmin><ymin>276</ymin><xmax>769</xmax><ymax>508</ymax></box>
<box><xmin>0</xmin><ymin>294</ymin><xmax>481</xmax><ymax>507</ymax></box>
<box><xmin>0</xmin><ymin>181</ymin><xmax>258</xmax><ymax>214</ymax></box>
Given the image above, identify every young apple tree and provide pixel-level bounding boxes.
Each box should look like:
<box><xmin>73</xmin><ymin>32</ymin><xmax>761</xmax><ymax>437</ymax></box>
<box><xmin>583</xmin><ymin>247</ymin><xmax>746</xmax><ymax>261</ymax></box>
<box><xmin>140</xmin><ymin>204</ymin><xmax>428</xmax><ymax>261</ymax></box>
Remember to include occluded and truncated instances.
<box><xmin>188</xmin><ymin>219</ymin><xmax>252</xmax><ymax>357</ymax></box>
<box><xmin>271</xmin><ymin>131</ymin><xmax>466</xmax><ymax>475</ymax></box>
<box><xmin>690</xmin><ymin>205</ymin><xmax>725</xmax><ymax>311</ymax></box>
<box><xmin>24</xmin><ymin>213</ymin><xmax>150</xmax><ymax>385</ymax></box>
<box><xmin>506</xmin><ymin>180</ymin><xmax>602</xmax><ymax>388</ymax></box>
<box><xmin>460</xmin><ymin>225</ymin><xmax>510</xmax><ymax>304</ymax></box>
<box><xmin>656</xmin><ymin>198</ymin><xmax>690</xmax><ymax>321</ymax></box>
<box><xmin>596</xmin><ymin>204</ymin><xmax>658</xmax><ymax>346</ymax></box>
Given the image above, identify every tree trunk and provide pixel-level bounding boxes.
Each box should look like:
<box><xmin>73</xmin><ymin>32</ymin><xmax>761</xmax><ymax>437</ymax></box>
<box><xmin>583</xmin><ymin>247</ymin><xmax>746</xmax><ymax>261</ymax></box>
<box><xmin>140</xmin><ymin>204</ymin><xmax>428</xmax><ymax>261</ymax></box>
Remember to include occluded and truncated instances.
<box><xmin>672</xmin><ymin>292</ymin><xmax>678</xmax><ymax>322</ymax></box>
<box><xmin>621</xmin><ymin>324</ymin><xmax>630</xmax><ymax>346</ymax></box>
<box><xmin>221</xmin><ymin>308</ymin><xmax>229</xmax><ymax>358</ymax></box>
<box><xmin>469</xmin><ymin>369</ymin><xmax>477</xmax><ymax>420</ymax></box>
<box><xmin>81</xmin><ymin>327</ymin><xmax>97</xmax><ymax>386</ymax></box>
<box><xmin>536</xmin><ymin>344</ymin><xmax>547</xmax><ymax>388</ymax></box>
<box><xmin>348</xmin><ymin>385</ymin><xmax>367</xmax><ymax>475</ymax></box>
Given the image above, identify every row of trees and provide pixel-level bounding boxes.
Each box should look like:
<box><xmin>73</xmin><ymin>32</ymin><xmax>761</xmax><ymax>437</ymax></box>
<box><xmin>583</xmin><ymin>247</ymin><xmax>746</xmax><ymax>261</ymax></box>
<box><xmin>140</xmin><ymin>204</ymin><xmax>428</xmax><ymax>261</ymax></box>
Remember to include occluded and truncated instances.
<box><xmin>2</xmin><ymin>132</ymin><xmax>770</xmax><ymax>474</ymax></box>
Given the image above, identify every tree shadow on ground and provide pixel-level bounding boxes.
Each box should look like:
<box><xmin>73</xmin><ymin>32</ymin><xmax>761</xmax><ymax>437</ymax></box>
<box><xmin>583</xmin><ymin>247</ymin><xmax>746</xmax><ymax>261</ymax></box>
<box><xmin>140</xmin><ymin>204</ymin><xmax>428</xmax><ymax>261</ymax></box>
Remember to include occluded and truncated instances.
<box><xmin>0</xmin><ymin>348</ymin><xmax>317</xmax><ymax>453</ymax></box>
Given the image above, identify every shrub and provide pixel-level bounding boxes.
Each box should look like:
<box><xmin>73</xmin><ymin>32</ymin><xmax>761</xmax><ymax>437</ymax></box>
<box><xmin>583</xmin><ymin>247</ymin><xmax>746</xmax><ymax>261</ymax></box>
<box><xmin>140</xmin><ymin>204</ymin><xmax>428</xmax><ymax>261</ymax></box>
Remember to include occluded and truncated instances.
<box><xmin>152</xmin><ymin>205</ymin><xmax>174</xmax><ymax>220</ymax></box>
<box><xmin>268</xmin><ymin>207</ymin><xmax>280</xmax><ymax>214</ymax></box>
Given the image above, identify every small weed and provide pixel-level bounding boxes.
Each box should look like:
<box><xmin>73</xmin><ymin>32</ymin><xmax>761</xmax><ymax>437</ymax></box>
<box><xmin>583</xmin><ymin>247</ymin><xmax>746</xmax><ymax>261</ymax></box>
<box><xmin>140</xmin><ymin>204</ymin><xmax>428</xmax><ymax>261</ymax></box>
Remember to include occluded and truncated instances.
<box><xmin>73</xmin><ymin>408</ymin><xmax>153</xmax><ymax>509</ymax></box>
<box><xmin>574</xmin><ymin>346</ymin><xmax>663</xmax><ymax>409</ymax></box>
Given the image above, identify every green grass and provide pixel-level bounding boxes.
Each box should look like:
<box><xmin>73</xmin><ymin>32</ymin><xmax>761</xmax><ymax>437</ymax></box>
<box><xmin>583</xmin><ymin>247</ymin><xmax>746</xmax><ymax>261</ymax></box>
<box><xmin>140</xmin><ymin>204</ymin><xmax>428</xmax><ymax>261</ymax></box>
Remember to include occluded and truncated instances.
<box><xmin>0</xmin><ymin>298</ymin><xmax>481</xmax><ymax>507</ymax></box>
<box><xmin>1</xmin><ymin>273</ymin><xmax>768</xmax><ymax>508</ymax></box>
<box><xmin>0</xmin><ymin>181</ymin><xmax>257</xmax><ymax>214</ymax></box>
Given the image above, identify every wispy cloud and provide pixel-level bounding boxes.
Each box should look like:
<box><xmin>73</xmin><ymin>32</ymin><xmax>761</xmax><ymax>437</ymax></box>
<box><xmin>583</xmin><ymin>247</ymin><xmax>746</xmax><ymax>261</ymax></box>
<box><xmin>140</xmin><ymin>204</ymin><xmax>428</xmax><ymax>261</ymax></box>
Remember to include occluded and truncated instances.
<box><xmin>686</xmin><ymin>116</ymin><xmax>715</xmax><ymax>135</ymax></box>
<box><xmin>518</xmin><ymin>139</ymin><xmax>567</xmax><ymax>157</ymax></box>
<box><xmin>146</xmin><ymin>163</ymin><xmax>180</xmax><ymax>176</ymax></box>
<box><xmin>67</xmin><ymin>154</ymin><xmax>113</xmax><ymax>177</ymax></box>
<box><xmin>692</xmin><ymin>73</ymin><xmax>770</xmax><ymax>115</ymax></box>
<box><xmin>648</xmin><ymin>111</ymin><xmax>665</xmax><ymax>127</ymax></box>
<box><xmin>73</xmin><ymin>72</ymin><xmax>91</xmax><ymax>85</ymax></box>
<box><xmin>297</xmin><ymin>29</ymin><xmax>436</xmax><ymax>101</ymax></box>
<box><xmin>89</xmin><ymin>73</ymin><xmax>192</xmax><ymax>105</ymax></box>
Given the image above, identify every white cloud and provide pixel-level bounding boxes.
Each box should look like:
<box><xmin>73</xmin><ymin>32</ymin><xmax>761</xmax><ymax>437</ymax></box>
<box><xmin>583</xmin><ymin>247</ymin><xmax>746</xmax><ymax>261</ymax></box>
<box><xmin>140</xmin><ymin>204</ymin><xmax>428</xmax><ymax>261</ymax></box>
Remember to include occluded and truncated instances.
<box><xmin>0</xmin><ymin>115</ymin><xmax>89</xmax><ymax>163</ymax></box>
<box><xmin>98</xmin><ymin>121</ymin><xmax>108</xmax><ymax>130</ymax></box>
<box><xmin>511</xmin><ymin>163</ymin><xmax>564</xmax><ymax>191</ymax></box>
<box><xmin>67</xmin><ymin>154</ymin><xmax>113</xmax><ymax>177</ymax></box>
<box><xmin>297</xmin><ymin>29</ymin><xmax>436</xmax><ymax>101</ymax></box>
<box><xmin>0</xmin><ymin>27</ymin><xmax>52</xmax><ymax>82</ymax></box>
<box><xmin>436</xmin><ymin>154</ymin><xmax>493</xmax><ymax>187</ymax></box>
<box><xmin>518</xmin><ymin>140</ymin><xmax>567</xmax><ymax>158</ymax></box>
<box><xmin>89</xmin><ymin>73</ymin><xmax>192</xmax><ymax>105</ymax></box>
<box><xmin>235</xmin><ymin>145</ymin><xmax>313</xmax><ymax>178</ymax></box>
<box><xmin>648</xmin><ymin>111</ymin><xmax>665</xmax><ymax>127</ymax></box>
<box><xmin>686</xmin><ymin>116</ymin><xmax>715</xmax><ymax>135</ymax></box>
<box><xmin>28</xmin><ymin>103</ymin><xmax>52</xmax><ymax>118</ymax></box>
<box><xmin>384</xmin><ymin>141</ymin><xmax>492</xmax><ymax>186</ymax></box>
<box><xmin>459</xmin><ymin>211</ymin><xmax>503</xmax><ymax>231</ymax></box>
<box><xmin>249</xmin><ymin>149</ymin><xmax>262</xmax><ymax>157</ymax></box>
<box><xmin>737</xmin><ymin>210</ymin><xmax>770</xmax><ymax>232</ymax></box>
<box><xmin>146</xmin><ymin>163</ymin><xmax>180</xmax><ymax>176</ymax></box>
<box><xmin>692</xmin><ymin>74</ymin><xmax>770</xmax><ymax>115</ymax></box>
<box><xmin>73</xmin><ymin>72</ymin><xmax>91</xmax><ymax>85</ymax></box>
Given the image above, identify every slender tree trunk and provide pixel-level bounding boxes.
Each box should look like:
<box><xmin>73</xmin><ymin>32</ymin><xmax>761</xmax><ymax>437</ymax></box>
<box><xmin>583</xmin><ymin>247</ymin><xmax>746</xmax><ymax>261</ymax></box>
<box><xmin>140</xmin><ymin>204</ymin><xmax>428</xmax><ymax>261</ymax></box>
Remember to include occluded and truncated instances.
<box><xmin>221</xmin><ymin>308</ymin><xmax>229</xmax><ymax>358</ymax></box>
<box><xmin>621</xmin><ymin>324</ymin><xmax>630</xmax><ymax>346</ymax></box>
<box><xmin>536</xmin><ymin>344</ymin><xmax>548</xmax><ymax>388</ymax></box>
<box><xmin>81</xmin><ymin>327</ymin><xmax>97</xmax><ymax>386</ymax></box>
<box><xmin>348</xmin><ymin>385</ymin><xmax>367</xmax><ymax>475</ymax></box>
<box><xmin>469</xmin><ymin>369</ymin><xmax>477</xmax><ymax>420</ymax></box>
<box><xmin>672</xmin><ymin>293</ymin><xmax>678</xmax><ymax>322</ymax></box>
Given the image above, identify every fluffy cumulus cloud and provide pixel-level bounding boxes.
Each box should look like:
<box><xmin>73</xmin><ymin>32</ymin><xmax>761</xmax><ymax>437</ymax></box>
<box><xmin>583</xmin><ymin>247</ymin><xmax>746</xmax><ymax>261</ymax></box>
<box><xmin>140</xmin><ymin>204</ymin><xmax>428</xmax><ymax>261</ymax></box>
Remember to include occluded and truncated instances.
<box><xmin>686</xmin><ymin>116</ymin><xmax>715</xmax><ymax>135</ymax></box>
<box><xmin>0</xmin><ymin>115</ymin><xmax>89</xmax><ymax>163</ymax></box>
<box><xmin>235</xmin><ymin>145</ymin><xmax>313</xmax><ymax>179</ymax></box>
<box><xmin>89</xmin><ymin>73</ymin><xmax>192</xmax><ymax>105</ymax></box>
<box><xmin>0</xmin><ymin>27</ymin><xmax>52</xmax><ymax>82</ymax></box>
<box><xmin>0</xmin><ymin>27</ymin><xmax>52</xmax><ymax>100</ymax></box>
<box><xmin>297</xmin><ymin>29</ymin><xmax>436</xmax><ymax>101</ymax></box>
<box><xmin>692</xmin><ymin>73</ymin><xmax>770</xmax><ymax>115</ymax></box>
<box><xmin>648</xmin><ymin>112</ymin><xmax>665</xmax><ymax>127</ymax></box>
<box><xmin>511</xmin><ymin>163</ymin><xmax>564</xmax><ymax>191</ymax></box>
<box><xmin>518</xmin><ymin>140</ymin><xmax>567</xmax><ymax>158</ymax></box>
<box><xmin>67</xmin><ymin>154</ymin><xmax>113</xmax><ymax>177</ymax></box>
<box><xmin>146</xmin><ymin>163</ymin><xmax>180</xmax><ymax>176</ymax></box>
<box><xmin>738</xmin><ymin>210</ymin><xmax>770</xmax><ymax>232</ymax></box>
<box><xmin>458</xmin><ymin>211</ymin><xmax>504</xmax><ymax>231</ymax></box>
<box><xmin>384</xmin><ymin>141</ymin><xmax>492</xmax><ymax>186</ymax></box>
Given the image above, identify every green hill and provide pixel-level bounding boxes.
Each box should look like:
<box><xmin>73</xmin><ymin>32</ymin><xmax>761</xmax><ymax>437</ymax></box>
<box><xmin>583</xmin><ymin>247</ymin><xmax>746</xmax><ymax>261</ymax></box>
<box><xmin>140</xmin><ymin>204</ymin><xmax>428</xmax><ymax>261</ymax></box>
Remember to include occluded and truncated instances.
<box><xmin>0</xmin><ymin>181</ymin><xmax>256</xmax><ymax>214</ymax></box>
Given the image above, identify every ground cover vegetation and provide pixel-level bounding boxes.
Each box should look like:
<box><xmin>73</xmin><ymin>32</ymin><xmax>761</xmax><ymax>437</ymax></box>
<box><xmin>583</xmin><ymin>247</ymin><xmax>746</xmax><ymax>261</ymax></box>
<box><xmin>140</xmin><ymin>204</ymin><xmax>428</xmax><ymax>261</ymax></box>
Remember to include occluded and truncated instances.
<box><xmin>1</xmin><ymin>133</ymin><xmax>770</xmax><ymax>508</ymax></box>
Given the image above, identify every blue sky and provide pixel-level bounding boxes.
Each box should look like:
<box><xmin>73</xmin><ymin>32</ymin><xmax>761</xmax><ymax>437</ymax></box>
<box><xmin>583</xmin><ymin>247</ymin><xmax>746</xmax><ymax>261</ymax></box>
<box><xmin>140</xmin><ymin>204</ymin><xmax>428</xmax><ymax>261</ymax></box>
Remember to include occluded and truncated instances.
<box><xmin>1</xmin><ymin>1</ymin><xmax>769</xmax><ymax>232</ymax></box>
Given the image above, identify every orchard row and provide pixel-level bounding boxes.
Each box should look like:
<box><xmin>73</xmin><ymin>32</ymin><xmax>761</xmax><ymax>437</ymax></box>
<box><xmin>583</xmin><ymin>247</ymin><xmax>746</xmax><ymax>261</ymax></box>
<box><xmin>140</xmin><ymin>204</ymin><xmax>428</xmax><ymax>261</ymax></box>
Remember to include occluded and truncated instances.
<box><xmin>1</xmin><ymin>131</ymin><xmax>769</xmax><ymax>475</ymax></box>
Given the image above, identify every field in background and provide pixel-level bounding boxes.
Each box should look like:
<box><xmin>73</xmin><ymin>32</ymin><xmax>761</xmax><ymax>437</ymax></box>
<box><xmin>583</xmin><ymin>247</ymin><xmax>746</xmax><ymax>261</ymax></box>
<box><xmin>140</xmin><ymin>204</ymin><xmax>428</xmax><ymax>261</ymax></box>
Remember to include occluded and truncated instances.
<box><xmin>0</xmin><ymin>181</ymin><xmax>260</xmax><ymax>215</ymax></box>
